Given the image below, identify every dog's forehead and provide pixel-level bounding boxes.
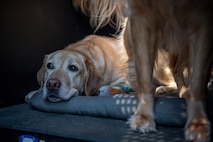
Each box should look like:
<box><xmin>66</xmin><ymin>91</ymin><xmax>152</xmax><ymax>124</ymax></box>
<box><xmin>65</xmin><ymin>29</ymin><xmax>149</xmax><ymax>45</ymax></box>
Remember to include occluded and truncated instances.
<box><xmin>48</xmin><ymin>50</ymin><xmax>80</xmax><ymax>60</ymax></box>
<box><xmin>47</xmin><ymin>50</ymin><xmax>84</xmax><ymax>65</ymax></box>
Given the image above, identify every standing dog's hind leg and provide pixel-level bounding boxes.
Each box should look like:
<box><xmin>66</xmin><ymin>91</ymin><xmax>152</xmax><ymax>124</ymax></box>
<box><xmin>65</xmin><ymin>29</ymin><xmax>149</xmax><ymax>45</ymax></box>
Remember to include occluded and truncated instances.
<box><xmin>184</xmin><ymin>31</ymin><xmax>211</xmax><ymax>142</ymax></box>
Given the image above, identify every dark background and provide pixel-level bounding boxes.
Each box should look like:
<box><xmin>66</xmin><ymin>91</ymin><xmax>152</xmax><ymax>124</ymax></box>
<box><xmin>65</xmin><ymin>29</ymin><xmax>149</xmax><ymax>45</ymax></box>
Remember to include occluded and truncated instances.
<box><xmin>0</xmin><ymin>0</ymin><xmax>117</xmax><ymax>107</ymax></box>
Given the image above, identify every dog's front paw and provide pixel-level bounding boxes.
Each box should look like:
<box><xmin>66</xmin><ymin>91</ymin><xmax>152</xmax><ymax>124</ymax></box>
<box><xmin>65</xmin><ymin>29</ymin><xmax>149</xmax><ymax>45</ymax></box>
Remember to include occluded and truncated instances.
<box><xmin>155</xmin><ymin>85</ymin><xmax>178</xmax><ymax>94</ymax></box>
<box><xmin>25</xmin><ymin>90</ymin><xmax>39</xmax><ymax>103</ymax></box>
<box><xmin>185</xmin><ymin>119</ymin><xmax>211</xmax><ymax>142</ymax></box>
<box><xmin>127</xmin><ymin>113</ymin><xmax>157</xmax><ymax>133</ymax></box>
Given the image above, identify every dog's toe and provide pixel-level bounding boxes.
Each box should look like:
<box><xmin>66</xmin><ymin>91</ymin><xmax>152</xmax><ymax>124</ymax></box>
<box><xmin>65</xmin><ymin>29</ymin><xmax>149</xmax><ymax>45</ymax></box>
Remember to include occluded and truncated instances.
<box><xmin>185</xmin><ymin>120</ymin><xmax>210</xmax><ymax>142</ymax></box>
<box><xmin>127</xmin><ymin>114</ymin><xmax>157</xmax><ymax>133</ymax></box>
<box><xmin>155</xmin><ymin>86</ymin><xmax>178</xmax><ymax>94</ymax></box>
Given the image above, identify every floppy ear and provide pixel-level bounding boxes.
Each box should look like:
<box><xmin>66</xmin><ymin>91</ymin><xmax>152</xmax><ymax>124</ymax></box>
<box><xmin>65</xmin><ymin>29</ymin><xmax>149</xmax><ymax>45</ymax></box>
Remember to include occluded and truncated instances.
<box><xmin>84</xmin><ymin>60</ymin><xmax>103</xmax><ymax>96</ymax></box>
<box><xmin>37</xmin><ymin>55</ymin><xmax>48</xmax><ymax>87</ymax></box>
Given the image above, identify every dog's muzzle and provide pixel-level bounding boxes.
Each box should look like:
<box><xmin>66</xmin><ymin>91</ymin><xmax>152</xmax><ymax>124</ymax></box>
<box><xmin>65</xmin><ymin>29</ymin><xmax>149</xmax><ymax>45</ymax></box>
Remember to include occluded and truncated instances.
<box><xmin>46</xmin><ymin>78</ymin><xmax>62</xmax><ymax>102</ymax></box>
<box><xmin>44</xmin><ymin>78</ymin><xmax>79</xmax><ymax>102</ymax></box>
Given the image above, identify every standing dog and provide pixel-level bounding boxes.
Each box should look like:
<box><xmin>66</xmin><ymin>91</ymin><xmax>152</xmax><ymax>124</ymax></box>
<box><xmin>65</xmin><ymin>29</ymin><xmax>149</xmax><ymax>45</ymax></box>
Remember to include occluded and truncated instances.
<box><xmin>73</xmin><ymin>0</ymin><xmax>213</xmax><ymax>141</ymax></box>
<box><xmin>125</xmin><ymin>1</ymin><xmax>212</xmax><ymax>142</ymax></box>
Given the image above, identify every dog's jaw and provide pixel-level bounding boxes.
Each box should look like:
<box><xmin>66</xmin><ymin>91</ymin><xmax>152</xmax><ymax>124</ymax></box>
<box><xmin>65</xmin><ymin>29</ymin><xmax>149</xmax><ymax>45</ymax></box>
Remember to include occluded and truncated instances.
<box><xmin>44</xmin><ymin>88</ymin><xmax>79</xmax><ymax>102</ymax></box>
<box><xmin>47</xmin><ymin>93</ymin><xmax>62</xmax><ymax>102</ymax></box>
<box><xmin>42</xmin><ymin>82</ymin><xmax>79</xmax><ymax>102</ymax></box>
<box><xmin>61</xmin><ymin>88</ymin><xmax>79</xmax><ymax>100</ymax></box>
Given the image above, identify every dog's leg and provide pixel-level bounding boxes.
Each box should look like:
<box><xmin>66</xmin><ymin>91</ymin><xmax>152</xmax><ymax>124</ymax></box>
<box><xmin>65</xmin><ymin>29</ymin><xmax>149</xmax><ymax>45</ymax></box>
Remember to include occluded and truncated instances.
<box><xmin>123</xmin><ymin>20</ymin><xmax>137</xmax><ymax>90</ymax></box>
<box><xmin>184</xmin><ymin>33</ymin><xmax>211</xmax><ymax>142</ymax></box>
<box><xmin>169</xmin><ymin>54</ymin><xmax>188</xmax><ymax>98</ymax></box>
<box><xmin>154</xmin><ymin>50</ymin><xmax>178</xmax><ymax>95</ymax></box>
<box><xmin>126</xmin><ymin>16</ymin><xmax>157</xmax><ymax>132</ymax></box>
<box><xmin>25</xmin><ymin>89</ymin><xmax>40</xmax><ymax>103</ymax></box>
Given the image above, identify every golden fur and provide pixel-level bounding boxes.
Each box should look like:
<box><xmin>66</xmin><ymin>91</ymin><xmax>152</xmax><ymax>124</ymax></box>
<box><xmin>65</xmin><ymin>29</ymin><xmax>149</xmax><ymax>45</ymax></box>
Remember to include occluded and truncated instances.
<box><xmin>37</xmin><ymin>35</ymin><xmax>129</xmax><ymax>102</ymax></box>
<box><xmin>73</xmin><ymin>0</ymin><xmax>213</xmax><ymax>141</ymax></box>
<box><xmin>72</xmin><ymin>0</ymin><xmax>127</xmax><ymax>33</ymax></box>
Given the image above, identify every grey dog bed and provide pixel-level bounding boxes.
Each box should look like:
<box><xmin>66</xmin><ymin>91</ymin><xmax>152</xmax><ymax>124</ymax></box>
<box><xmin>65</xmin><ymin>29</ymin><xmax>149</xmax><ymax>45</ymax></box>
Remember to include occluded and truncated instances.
<box><xmin>1</xmin><ymin>90</ymin><xmax>212</xmax><ymax>142</ymax></box>
<box><xmin>26</xmin><ymin>91</ymin><xmax>187</xmax><ymax>127</ymax></box>
<box><xmin>2</xmin><ymin>90</ymin><xmax>213</xmax><ymax>141</ymax></box>
<box><xmin>0</xmin><ymin>91</ymin><xmax>188</xmax><ymax>142</ymax></box>
<box><xmin>0</xmin><ymin>103</ymin><xmax>186</xmax><ymax>142</ymax></box>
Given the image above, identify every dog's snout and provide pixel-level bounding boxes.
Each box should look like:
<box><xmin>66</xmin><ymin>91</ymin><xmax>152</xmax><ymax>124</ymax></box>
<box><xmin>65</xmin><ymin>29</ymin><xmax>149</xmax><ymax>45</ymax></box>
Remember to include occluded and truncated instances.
<box><xmin>46</xmin><ymin>78</ymin><xmax>61</xmax><ymax>91</ymax></box>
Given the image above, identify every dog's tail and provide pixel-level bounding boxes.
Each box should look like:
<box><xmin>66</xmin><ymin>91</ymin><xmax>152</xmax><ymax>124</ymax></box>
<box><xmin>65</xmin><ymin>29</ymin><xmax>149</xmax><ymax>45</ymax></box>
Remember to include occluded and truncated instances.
<box><xmin>72</xmin><ymin>0</ymin><xmax>128</xmax><ymax>34</ymax></box>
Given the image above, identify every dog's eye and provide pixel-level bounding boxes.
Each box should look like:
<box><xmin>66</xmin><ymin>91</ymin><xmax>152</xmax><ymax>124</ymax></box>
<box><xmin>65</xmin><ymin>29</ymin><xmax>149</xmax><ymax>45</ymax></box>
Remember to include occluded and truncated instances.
<box><xmin>68</xmin><ymin>65</ymin><xmax>79</xmax><ymax>72</ymax></box>
<box><xmin>47</xmin><ymin>63</ymin><xmax>54</xmax><ymax>69</ymax></box>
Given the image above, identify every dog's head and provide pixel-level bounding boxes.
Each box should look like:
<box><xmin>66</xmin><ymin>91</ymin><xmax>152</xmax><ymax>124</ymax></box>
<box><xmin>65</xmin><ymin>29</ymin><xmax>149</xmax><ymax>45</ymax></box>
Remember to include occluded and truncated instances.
<box><xmin>37</xmin><ymin>50</ymin><xmax>103</xmax><ymax>102</ymax></box>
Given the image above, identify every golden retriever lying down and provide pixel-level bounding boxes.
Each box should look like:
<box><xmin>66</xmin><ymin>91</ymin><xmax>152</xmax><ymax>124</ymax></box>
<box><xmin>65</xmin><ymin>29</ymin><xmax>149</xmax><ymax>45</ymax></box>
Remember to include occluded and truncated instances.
<box><xmin>73</xmin><ymin>0</ymin><xmax>213</xmax><ymax>141</ymax></box>
<box><xmin>37</xmin><ymin>35</ymin><xmax>129</xmax><ymax>102</ymax></box>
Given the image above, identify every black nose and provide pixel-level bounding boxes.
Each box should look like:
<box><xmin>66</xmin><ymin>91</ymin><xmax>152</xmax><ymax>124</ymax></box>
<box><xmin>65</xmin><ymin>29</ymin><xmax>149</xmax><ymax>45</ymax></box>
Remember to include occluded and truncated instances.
<box><xmin>46</xmin><ymin>78</ymin><xmax>61</xmax><ymax>91</ymax></box>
